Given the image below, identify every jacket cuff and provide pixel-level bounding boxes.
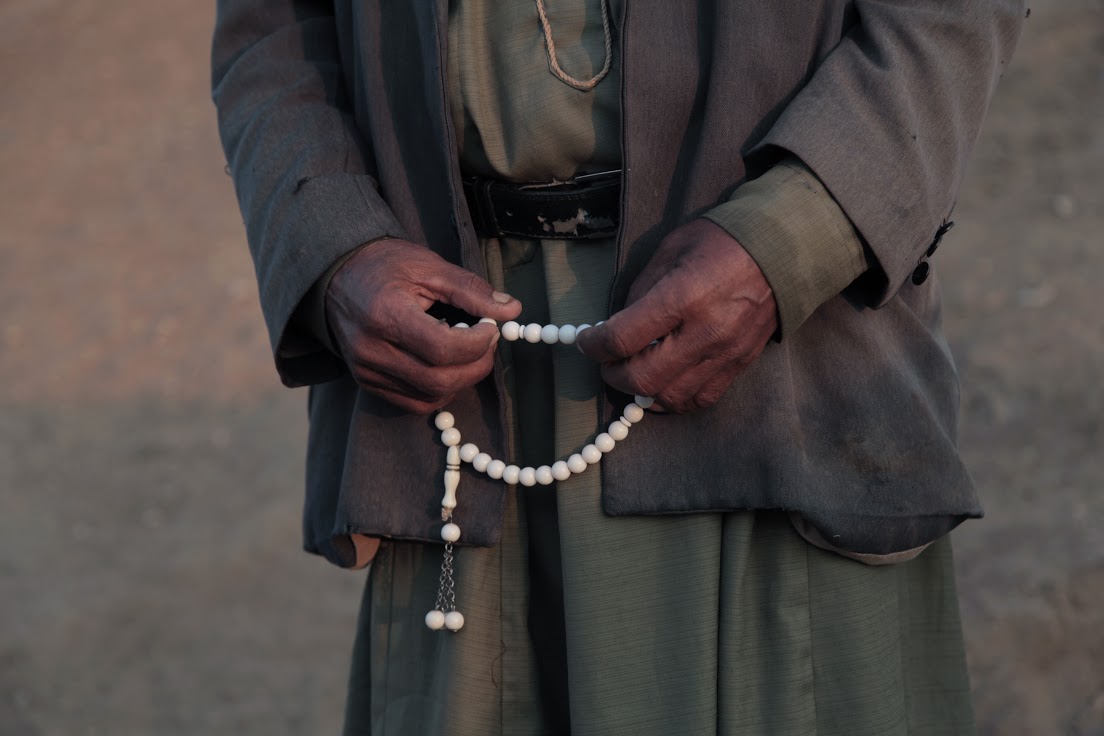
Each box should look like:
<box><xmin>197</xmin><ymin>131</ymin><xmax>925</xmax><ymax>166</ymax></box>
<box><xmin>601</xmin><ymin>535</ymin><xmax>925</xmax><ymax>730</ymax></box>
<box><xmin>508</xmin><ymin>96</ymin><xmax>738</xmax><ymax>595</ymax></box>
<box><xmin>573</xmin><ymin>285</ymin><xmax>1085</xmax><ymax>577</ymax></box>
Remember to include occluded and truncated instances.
<box><xmin>702</xmin><ymin>159</ymin><xmax>868</xmax><ymax>339</ymax></box>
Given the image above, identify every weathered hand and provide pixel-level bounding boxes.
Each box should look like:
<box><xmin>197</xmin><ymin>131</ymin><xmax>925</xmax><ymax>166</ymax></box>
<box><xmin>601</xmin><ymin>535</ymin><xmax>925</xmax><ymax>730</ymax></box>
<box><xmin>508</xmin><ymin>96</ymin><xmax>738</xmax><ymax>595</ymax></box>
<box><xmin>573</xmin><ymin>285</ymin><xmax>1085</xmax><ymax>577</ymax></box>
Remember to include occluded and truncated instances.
<box><xmin>326</xmin><ymin>238</ymin><xmax>522</xmax><ymax>414</ymax></box>
<box><xmin>577</xmin><ymin>219</ymin><xmax>777</xmax><ymax>413</ymax></box>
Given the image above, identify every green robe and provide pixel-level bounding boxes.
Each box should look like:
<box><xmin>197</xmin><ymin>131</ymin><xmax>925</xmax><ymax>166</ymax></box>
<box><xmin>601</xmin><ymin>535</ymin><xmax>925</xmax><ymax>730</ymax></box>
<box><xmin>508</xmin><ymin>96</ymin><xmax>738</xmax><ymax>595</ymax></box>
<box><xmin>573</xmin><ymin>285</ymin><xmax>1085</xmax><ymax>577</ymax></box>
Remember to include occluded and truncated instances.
<box><xmin>344</xmin><ymin>2</ymin><xmax>975</xmax><ymax>733</ymax></box>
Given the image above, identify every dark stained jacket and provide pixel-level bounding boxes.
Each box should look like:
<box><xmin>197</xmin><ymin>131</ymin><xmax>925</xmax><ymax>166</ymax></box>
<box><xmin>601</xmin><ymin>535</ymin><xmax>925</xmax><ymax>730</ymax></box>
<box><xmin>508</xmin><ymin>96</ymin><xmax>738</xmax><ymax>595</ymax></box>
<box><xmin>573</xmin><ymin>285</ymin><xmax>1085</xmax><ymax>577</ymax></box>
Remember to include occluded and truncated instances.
<box><xmin>212</xmin><ymin>0</ymin><xmax>1025</xmax><ymax>567</ymax></box>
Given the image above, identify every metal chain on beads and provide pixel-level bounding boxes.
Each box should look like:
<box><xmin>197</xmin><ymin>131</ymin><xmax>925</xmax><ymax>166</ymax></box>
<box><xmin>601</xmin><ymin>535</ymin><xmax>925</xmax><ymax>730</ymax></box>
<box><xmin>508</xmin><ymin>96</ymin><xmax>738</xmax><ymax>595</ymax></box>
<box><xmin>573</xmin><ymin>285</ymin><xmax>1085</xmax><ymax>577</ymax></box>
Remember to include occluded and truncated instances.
<box><xmin>424</xmin><ymin>320</ymin><xmax>655</xmax><ymax>633</ymax></box>
<box><xmin>434</xmin><ymin>531</ymin><xmax>457</xmax><ymax>615</ymax></box>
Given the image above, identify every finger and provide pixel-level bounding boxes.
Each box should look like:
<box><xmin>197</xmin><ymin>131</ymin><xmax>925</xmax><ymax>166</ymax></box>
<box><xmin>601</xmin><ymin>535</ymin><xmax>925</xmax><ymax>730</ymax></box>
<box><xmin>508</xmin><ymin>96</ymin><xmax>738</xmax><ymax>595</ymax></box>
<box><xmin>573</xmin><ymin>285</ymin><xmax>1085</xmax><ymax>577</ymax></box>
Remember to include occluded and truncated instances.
<box><xmin>600</xmin><ymin>313</ymin><xmax>737</xmax><ymax>399</ymax></box>
<box><xmin>351</xmin><ymin>362</ymin><xmax>439</xmax><ymax>402</ymax></box>
<box><xmin>350</xmin><ymin>366</ymin><xmax>452</xmax><ymax>414</ymax></box>
<box><xmin>691</xmin><ymin>365</ymin><xmax>744</xmax><ymax>410</ymax></box>
<box><xmin>576</xmin><ymin>287</ymin><xmax>682</xmax><ymax>363</ymax></box>
<box><xmin>373</xmin><ymin>386</ymin><xmax>452</xmax><ymax>415</ymax></box>
<box><xmin>652</xmin><ymin>354</ymin><xmax>738</xmax><ymax>414</ymax></box>
<box><xmin>423</xmin><ymin>261</ymin><xmax>523</xmax><ymax>322</ymax></box>
<box><xmin>383</xmin><ymin>304</ymin><xmax>500</xmax><ymax>367</ymax></box>
<box><xmin>356</xmin><ymin>336</ymin><xmax>498</xmax><ymax>399</ymax></box>
<box><xmin>599</xmin><ymin>328</ymin><xmax>707</xmax><ymax>398</ymax></box>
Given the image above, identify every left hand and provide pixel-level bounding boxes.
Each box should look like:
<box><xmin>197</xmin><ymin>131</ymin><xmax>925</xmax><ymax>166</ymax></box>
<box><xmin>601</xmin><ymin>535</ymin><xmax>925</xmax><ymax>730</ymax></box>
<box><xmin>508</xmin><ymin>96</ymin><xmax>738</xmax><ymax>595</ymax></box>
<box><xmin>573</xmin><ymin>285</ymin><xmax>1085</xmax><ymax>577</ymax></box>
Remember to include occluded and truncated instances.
<box><xmin>576</xmin><ymin>219</ymin><xmax>778</xmax><ymax>413</ymax></box>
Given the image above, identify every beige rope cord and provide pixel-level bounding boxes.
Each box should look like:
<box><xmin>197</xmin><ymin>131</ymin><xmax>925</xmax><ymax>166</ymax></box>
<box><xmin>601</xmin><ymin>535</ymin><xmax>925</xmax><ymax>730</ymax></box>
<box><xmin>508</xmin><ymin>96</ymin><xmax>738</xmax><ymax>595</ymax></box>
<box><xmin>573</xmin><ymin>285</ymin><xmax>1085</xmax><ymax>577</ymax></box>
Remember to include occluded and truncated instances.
<box><xmin>534</xmin><ymin>0</ymin><xmax>613</xmax><ymax>92</ymax></box>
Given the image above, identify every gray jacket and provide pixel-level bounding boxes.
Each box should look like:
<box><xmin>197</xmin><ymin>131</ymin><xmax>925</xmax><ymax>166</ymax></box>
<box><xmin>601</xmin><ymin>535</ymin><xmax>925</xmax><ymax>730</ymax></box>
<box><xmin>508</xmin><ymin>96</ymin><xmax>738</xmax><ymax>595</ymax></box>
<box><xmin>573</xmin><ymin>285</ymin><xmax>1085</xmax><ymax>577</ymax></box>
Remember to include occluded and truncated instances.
<box><xmin>212</xmin><ymin>0</ymin><xmax>1025</xmax><ymax>567</ymax></box>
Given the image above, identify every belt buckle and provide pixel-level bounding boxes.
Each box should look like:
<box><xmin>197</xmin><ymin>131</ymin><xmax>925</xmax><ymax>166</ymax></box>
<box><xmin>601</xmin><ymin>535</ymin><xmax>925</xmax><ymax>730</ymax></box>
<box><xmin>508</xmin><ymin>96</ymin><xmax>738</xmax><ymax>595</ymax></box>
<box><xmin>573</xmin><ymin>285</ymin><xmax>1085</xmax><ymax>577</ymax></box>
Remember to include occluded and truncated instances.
<box><xmin>516</xmin><ymin>169</ymin><xmax>622</xmax><ymax>191</ymax></box>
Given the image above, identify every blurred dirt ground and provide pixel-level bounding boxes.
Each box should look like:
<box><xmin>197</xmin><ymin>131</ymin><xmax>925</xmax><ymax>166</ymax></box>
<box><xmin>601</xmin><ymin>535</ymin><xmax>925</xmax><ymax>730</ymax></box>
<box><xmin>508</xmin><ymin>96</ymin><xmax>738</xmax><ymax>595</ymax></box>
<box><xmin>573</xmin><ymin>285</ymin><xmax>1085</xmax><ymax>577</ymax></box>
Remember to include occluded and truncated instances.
<box><xmin>1</xmin><ymin>1</ymin><xmax>1101</xmax><ymax>734</ymax></box>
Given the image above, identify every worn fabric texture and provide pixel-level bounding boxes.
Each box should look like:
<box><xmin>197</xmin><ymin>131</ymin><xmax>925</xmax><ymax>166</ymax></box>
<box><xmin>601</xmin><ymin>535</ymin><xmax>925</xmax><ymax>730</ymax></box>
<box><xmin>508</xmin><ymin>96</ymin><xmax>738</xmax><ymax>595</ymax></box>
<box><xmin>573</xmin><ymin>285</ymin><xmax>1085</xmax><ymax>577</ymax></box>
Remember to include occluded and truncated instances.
<box><xmin>211</xmin><ymin>0</ymin><xmax>1025</xmax><ymax>559</ymax></box>
<box><xmin>343</xmin><ymin>234</ymin><xmax>975</xmax><ymax>735</ymax></box>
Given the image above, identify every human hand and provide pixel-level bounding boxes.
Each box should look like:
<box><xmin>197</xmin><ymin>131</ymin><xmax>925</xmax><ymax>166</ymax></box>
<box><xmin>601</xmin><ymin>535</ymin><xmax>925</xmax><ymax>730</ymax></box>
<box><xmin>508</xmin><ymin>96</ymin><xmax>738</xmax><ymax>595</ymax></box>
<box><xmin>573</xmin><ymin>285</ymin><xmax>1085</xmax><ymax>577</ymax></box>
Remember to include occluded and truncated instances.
<box><xmin>326</xmin><ymin>238</ymin><xmax>522</xmax><ymax>414</ymax></box>
<box><xmin>576</xmin><ymin>219</ymin><xmax>777</xmax><ymax>413</ymax></box>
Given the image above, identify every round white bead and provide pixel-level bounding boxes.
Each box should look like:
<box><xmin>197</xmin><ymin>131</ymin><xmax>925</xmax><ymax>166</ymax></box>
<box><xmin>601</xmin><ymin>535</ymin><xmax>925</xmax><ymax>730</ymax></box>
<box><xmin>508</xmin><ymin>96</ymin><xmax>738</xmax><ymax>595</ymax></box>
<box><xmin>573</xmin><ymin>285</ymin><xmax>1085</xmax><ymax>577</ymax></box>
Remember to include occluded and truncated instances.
<box><xmin>479</xmin><ymin>317</ymin><xmax>497</xmax><ymax>326</ymax></box>
<box><xmin>434</xmin><ymin>412</ymin><xmax>455</xmax><ymax>430</ymax></box>
<box><xmin>535</xmin><ymin>465</ymin><xmax>554</xmax><ymax>485</ymax></box>
<box><xmin>634</xmin><ymin>395</ymin><xmax>655</xmax><ymax>409</ymax></box>
<box><xmin>454</xmin><ymin>322</ymin><xmax>469</xmax><ymax>329</ymax></box>
<box><xmin>441</xmin><ymin>522</ymin><xmax>461</xmax><ymax>542</ymax></box>
<box><xmin>540</xmin><ymin>324</ymin><xmax>559</xmax><ymax>344</ymax></box>
<box><xmin>486</xmin><ymin>459</ymin><xmax>506</xmax><ymax>480</ymax></box>
<box><xmin>557</xmin><ymin>324</ymin><xmax>577</xmax><ymax>344</ymax></box>
<box><xmin>576</xmin><ymin>323</ymin><xmax>591</xmax><ymax>335</ymax></box>
<box><xmin>595</xmin><ymin>320</ymin><xmax>605</xmax><ymax>327</ymax></box>
<box><xmin>440</xmin><ymin>428</ymin><xmax>461</xmax><ymax>446</ymax></box>
<box><xmin>459</xmin><ymin>443</ymin><xmax>479</xmax><ymax>463</ymax></box>
<box><xmin>501</xmin><ymin>321</ymin><xmax>521</xmax><ymax>341</ymax></box>
<box><xmin>503</xmin><ymin>465</ymin><xmax>521</xmax><ymax>485</ymax></box>
<box><xmin>472</xmin><ymin>453</ymin><xmax>492</xmax><ymax>472</ymax></box>
<box><xmin>444</xmin><ymin>611</ymin><xmax>465</xmax><ymax>631</ymax></box>
<box><xmin>551</xmin><ymin>460</ymin><xmax>572</xmax><ymax>481</ymax></box>
<box><xmin>608</xmin><ymin>421</ymin><xmax>629</xmax><ymax>441</ymax></box>
<box><xmin>622</xmin><ymin>404</ymin><xmax>645</xmax><ymax>423</ymax></box>
<box><xmin>425</xmin><ymin>610</ymin><xmax>446</xmax><ymax>630</ymax></box>
<box><xmin>523</xmin><ymin>323</ymin><xmax>543</xmax><ymax>343</ymax></box>
<box><xmin>519</xmin><ymin>467</ymin><xmax>537</xmax><ymax>487</ymax></box>
<box><xmin>582</xmin><ymin>444</ymin><xmax>602</xmax><ymax>464</ymax></box>
<box><xmin>595</xmin><ymin>433</ymin><xmax>616</xmax><ymax>453</ymax></box>
<box><xmin>567</xmin><ymin>453</ymin><xmax>588</xmax><ymax>474</ymax></box>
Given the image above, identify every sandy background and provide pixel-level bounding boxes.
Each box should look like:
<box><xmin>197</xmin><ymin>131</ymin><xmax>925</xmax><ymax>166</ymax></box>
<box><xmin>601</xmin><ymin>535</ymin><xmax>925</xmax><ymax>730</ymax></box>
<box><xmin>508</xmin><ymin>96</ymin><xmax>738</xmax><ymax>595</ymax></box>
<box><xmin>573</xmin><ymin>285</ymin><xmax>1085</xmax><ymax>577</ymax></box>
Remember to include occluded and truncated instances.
<box><xmin>1</xmin><ymin>1</ymin><xmax>1101</xmax><ymax>734</ymax></box>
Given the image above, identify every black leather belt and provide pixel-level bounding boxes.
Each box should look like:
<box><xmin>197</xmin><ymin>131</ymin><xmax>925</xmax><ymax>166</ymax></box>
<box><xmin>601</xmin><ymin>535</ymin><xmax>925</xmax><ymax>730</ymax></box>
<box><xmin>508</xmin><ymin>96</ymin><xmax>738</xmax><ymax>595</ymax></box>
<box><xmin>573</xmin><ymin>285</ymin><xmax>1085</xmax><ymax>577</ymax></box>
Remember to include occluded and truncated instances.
<box><xmin>462</xmin><ymin>170</ymin><xmax>621</xmax><ymax>240</ymax></box>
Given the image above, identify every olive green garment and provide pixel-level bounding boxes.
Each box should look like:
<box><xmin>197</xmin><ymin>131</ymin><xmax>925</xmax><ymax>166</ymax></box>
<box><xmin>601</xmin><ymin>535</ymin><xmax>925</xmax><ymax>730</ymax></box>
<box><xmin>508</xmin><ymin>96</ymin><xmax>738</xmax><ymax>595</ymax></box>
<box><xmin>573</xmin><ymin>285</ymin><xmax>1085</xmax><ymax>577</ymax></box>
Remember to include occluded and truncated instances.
<box><xmin>446</xmin><ymin>0</ymin><xmax>622</xmax><ymax>182</ymax></box>
<box><xmin>344</xmin><ymin>1</ymin><xmax>975</xmax><ymax>733</ymax></box>
<box><xmin>344</xmin><ymin>234</ymin><xmax>976</xmax><ymax>736</ymax></box>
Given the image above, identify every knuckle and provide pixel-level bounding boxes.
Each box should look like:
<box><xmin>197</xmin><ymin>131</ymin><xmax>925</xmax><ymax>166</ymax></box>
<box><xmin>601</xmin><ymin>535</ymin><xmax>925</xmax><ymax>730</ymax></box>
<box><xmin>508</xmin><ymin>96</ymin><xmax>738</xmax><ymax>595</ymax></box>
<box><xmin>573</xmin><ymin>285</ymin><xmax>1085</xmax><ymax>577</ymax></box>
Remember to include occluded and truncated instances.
<box><xmin>624</xmin><ymin>369</ymin><xmax>660</xmax><ymax>398</ymax></box>
<box><xmin>423</xmin><ymin>338</ymin><xmax>451</xmax><ymax>366</ymax></box>
<box><xmin>364</xmin><ymin>298</ymin><xmax>395</xmax><ymax>332</ymax></box>
<box><xmin>655</xmin><ymin>390</ymin><xmax>687</xmax><ymax>415</ymax></box>
<box><xmin>604</xmin><ymin>328</ymin><xmax>634</xmax><ymax>360</ymax></box>
<box><xmin>693</xmin><ymin>389</ymin><xmax>723</xmax><ymax>409</ymax></box>
<box><xmin>463</xmin><ymin>271</ymin><xmax>484</xmax><ymax>295</ymax></box>
<box><xmin>420</xmin><ymin>371</ymin><xmax>453</xmax><ymax>398</ymax></box>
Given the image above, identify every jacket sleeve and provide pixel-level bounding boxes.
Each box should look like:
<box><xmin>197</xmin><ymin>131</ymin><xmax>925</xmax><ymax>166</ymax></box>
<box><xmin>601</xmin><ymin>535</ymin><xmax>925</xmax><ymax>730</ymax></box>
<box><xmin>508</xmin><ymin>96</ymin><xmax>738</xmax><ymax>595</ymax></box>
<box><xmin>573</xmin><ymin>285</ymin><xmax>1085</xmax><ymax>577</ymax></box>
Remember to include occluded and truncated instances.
<box><xmin>211</xmin><ymin>0</ymin><xmax>405</xmax><ymax>387</ymax></box>
<box><xmin>747</xmin><ymin>0</ymin><xmax>1025</xmax><ymax>305</ymax></box>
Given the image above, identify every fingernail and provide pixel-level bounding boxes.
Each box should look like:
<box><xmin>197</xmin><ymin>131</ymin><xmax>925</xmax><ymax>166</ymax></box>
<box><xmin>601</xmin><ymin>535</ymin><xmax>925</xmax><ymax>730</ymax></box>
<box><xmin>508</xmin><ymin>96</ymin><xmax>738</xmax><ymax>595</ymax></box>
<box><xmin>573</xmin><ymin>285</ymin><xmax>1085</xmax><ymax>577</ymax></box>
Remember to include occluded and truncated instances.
<box><xmin>492</xmin><ymin>291</ymin><xmax>514</xmax><ymax>304</ymax></box>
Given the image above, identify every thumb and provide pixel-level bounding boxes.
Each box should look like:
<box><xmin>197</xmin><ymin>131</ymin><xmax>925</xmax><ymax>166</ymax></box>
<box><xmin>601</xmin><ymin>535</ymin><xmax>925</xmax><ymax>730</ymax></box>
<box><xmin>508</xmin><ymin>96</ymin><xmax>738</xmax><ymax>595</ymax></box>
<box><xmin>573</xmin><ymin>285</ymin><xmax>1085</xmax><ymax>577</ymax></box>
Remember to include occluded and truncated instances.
<box><xmin>425</xmin><ymin>261</ymin><xmax>523</xmax><ymax>321</ymax></box>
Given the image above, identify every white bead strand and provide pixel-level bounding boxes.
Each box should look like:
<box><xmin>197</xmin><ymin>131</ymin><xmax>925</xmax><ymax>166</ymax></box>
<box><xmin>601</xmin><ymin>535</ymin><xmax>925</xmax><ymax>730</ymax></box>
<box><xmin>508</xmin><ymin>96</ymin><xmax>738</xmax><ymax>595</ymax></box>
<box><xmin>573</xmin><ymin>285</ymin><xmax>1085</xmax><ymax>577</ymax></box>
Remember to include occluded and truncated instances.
<box><xmin>551</xmin><ymin>461</ymin><xmax>572</xmax><ymax>481</ymax></box>
<box><xmin>608</xmin><ymin>421</ymin><xmax>629</xmax><ymax>442</ymax></box>
<box><xmin>582</xmin><ymin>444</ymin><xmax>602</xmax><ymax>464</ymax></box>
<box><xmin>445</xmin><ymin>611</ymin><xmax>465</xmax><ymax>631</ymax></box>
<box><xmin>429</xmin><ymin>316</ymin><xmax>658</xmax><ymax>634</ymax></box>
<box><xmin>523</xmin><ymin>323</ymin><xmax>543</xmax><ymax>343</ymax></box>
<box><xmin>425</xmin><ymin>610</ymin><xmax>446</xmax><ymax>630</ymax></box>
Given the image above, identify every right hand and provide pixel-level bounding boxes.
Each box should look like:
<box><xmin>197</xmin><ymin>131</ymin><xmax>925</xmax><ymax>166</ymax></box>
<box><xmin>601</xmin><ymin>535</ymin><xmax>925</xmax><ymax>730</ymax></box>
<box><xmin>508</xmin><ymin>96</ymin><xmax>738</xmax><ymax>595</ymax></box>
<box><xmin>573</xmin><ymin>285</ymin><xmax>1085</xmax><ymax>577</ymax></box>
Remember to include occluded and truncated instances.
<box><xmin>326</xmin><ymin>238</ymin><xmax>522</xmax><ymax>413</ymax></box>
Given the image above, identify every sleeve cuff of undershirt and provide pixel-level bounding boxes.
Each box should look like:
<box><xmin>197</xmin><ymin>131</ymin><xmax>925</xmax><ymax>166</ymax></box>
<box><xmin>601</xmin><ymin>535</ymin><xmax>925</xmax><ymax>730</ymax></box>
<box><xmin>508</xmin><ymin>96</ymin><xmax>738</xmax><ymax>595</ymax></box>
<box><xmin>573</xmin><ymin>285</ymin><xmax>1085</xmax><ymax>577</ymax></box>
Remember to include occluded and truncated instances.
<box><xmin>702</xmin><ymin>158</ymin><xmax>869</xmax><ymax>340</ymax></box>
